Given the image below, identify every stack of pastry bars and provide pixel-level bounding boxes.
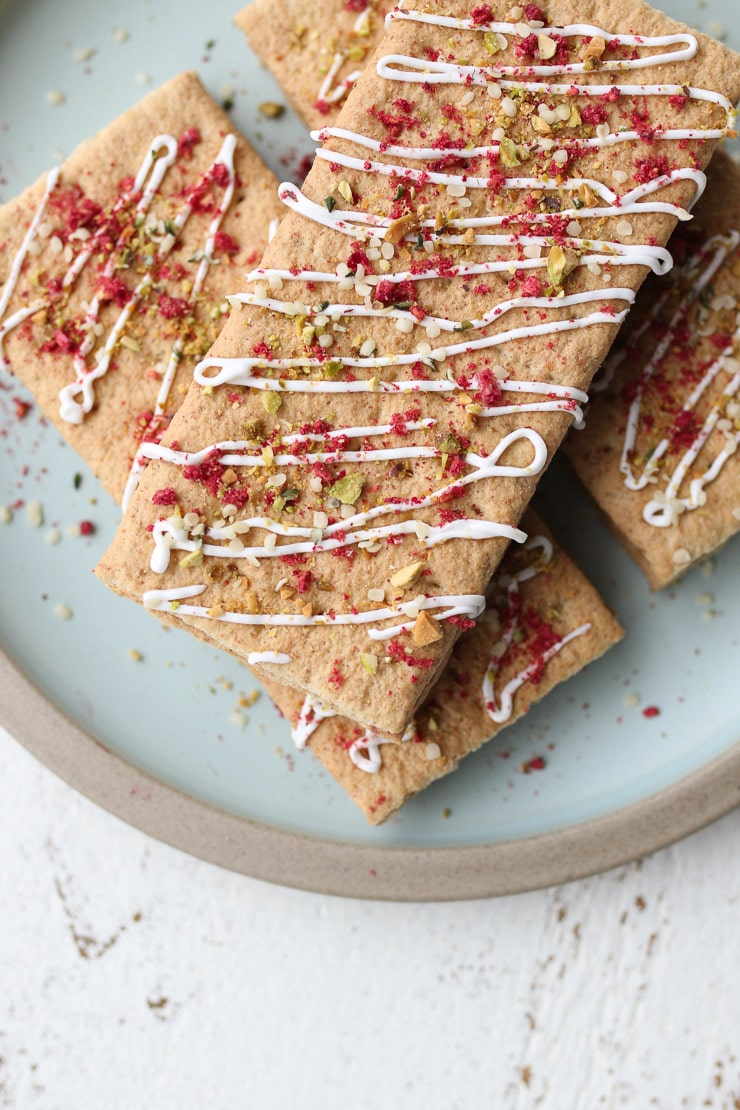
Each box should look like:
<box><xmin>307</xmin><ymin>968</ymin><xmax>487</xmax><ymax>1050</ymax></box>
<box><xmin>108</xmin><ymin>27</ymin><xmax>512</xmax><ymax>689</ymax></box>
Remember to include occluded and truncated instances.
<box><xmin>3</xmin><ymin>1</ymin><xmax>740</xmax><ymax>821</ymax></box>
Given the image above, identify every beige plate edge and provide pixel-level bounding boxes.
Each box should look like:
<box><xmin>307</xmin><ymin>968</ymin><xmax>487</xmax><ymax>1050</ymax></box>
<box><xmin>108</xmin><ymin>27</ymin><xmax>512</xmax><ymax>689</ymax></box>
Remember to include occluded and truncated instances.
<box><xmin>3</xmin><ymin>648</ymin><xmax>739</xmax><ymax>901</ymax></box>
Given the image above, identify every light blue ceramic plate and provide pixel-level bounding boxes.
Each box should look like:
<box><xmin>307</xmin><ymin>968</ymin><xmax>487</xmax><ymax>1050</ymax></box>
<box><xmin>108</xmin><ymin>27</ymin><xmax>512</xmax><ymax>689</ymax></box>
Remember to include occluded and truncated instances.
<box><xmin>1</xmin><ymin>0</ymin><xmax>739</xmax><ymax>899</ymax></box>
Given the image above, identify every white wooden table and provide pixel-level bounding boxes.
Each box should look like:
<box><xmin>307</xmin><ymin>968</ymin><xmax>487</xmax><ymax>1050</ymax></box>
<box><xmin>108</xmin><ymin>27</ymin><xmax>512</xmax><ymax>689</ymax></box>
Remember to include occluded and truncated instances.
<box><xmin>2</xmin><ymin>723</ymin><xmax>740</xmax><ymax>1108</ymax></box>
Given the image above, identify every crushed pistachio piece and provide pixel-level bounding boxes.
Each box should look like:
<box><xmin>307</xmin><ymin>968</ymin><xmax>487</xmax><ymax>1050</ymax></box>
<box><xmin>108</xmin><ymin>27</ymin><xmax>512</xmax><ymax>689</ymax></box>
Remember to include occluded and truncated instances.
<box><xmin>537</xmin><ymin>33</ymin><xmax>557</xmax><ymax>58</ymax></box>
<box><xmin>547</xmin><ymin>244</ymin><xmax>579</xmax><ymax>286</ymax></box>
<box><xmin>261</xmin><ymin>391</ymin><xmax>282</xmax><ymax>415</ymax></box>
<box><xmin>329</xmin><ymin>472</ymin><xmax>364</xmax><ymax>505</ymax></box>
<box><xmin>338</xmin><ymin>180</ymin><xmax>354</xmax><ymax>204</ymax></box>
<box><xmin>531</xmin><ymin>115</ymin><xmax>552</xmax><ymax>136</ymax></box>
<box><xmin>179</xmin><ymin>549</ymin><xmax>203</xmax><ymax>568</ymax></box>
<box><xmin>258</xmin><ymin>101</ymin><xmax>285</xmax><ymax>118</ymax></box>
<box><xmin>360</xmin><ymin>652</ymin><xmax>379</xmax><ymax>675</ymax></box>
<box><xmin>483</xmin><ymin>30</ymin><xmax>501</xmax><ymax>54</ymax></box>
<box><xmin>390</xmin><ymin>561</ymin><xmax>425</xmax><ymax>590</ymax></box>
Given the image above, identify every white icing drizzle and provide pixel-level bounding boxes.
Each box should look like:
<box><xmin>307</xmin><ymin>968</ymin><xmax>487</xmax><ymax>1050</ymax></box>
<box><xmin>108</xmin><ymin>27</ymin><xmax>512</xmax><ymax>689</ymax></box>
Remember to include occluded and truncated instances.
<box><xmin>57</xmin><ymin>135</ymin><xmax>180</xmax><ymax>425</ymax></box>
<box><xmin>0</xmin><ymin>132</ymin><xmax>240</xmax><ymax>491</ymax></box>
<box><xmin>153</xmin><ymin>514</ymin><xmax>522</xmax><ymax>572</ymax></box>
<box><xmin>144</xmin><ymin>426</ymin><xmax>545</xmax><ymax>571</ymax></box>
<box><xmin>0</xmin><ymin>128</ymin><xmax>238</xmax><ymax>503</ymax></box>
<box><xmin>289</xmin><ymin>695</ymin><xmax>415</xmax><ymax>768</ymax></box>
<box><xmin>194</xmin><ymin>359</ymin><xmax>587</xmax><ymax>410</ymax></box>
<box><xmin>237</xmin><ymin>287</ymin><xmax>635</xmax><ymax>356</ymax></box>
<box><xmin>121</xmin><ymin>133</ymin><xmax>238</xmax><ymax>510</ymax></box>
<box><xmin>142</xmin><ymin>583</ymin><xmax>486</xmax><ymax>643</ymax></box>
<box><xmin>142</xmin><ymin>425</ymin><xmax>545</xmax><ymax>473</ymax></box>
<box><xmin>305</xmin><ymin>154</ymin><xmax>704</xmax><ymax>226</ymax></box>
<box><xmin>618</xmin><ymin>231</ymin><xmax>740</xmax><ymax>526</ymax></box>
<box><xmin>484</xmin><ymin>621</ymin><xmax>591</xmax><ymax>722</ymax></box>
<box><xmin>59</xmin><ymin>133</ymin><xmax>237</xmax><ymax>428</ymax></box>
<box><xmin>310</xmin><ymin>130</ymin><xmax>705</xmax><ymax>216</ymax></box>
<box><xmin>277</xmin><ymin>184</ymin><xmax>675</xmax><ymax>276</ymax></box>
<box><xmin>246</xmin><ymin>651</ymin><xmax>292</xmax><ymax>665</ymax></box>
<box><xmin>290</xmin><ymin>694</ymin><xmax>336</xmax><ymax>750</ymax></box>
<box><xmin>482</xmin><ymin>536</ymin><xmax>591</xmax><ymax>723</ymax></box>
<box><xmin>384</xmin><ymin>13</ymin><xmax>699</xmax><ymax>76</ymax></box>
<box><xmin>0</xmin><ymin>168</ymin><xmax>61</xmax><ymax>370</ymax></box>
<box><xmin>318</xmin><ymin>52</ymin><xmax>364</xmax><ymax>110</ymax></box>
<box><xmin>348</xmin><ymin>732</ymin><xmax>392</xmax><ymax>773</ymax></box>
<box><xmin>377</xmin><ymin>62</ymin><xmax>732</xmax><ymax>118</ymax></box>
<box><xmin>315</xmin><ymin>8</ymin><xmax>371</xmax><ymax>110</ymax></box>
<box><xmin>346</xmin><ymin>722</ymin><xmax>416</xmax><ymax>773</ymax></box>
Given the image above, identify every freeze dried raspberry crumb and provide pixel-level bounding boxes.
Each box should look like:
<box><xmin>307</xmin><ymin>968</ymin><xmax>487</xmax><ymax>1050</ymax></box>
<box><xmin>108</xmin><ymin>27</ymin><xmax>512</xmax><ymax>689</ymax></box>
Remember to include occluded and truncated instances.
<box><xmin>375</xmin><ymin>278</ymin><xmax>415</xmax><ymax>305</ymax></box>
<box><xmin>40</xmin><ymin>324</ymin><xmax>84</xmax><ymax>356</ymax></box>
<box><xmin>328</xmin><ymin>662</ymin><xmax>344</xmax><ymax>689</ymax></box>
<box><xmin>158</xmin><ymin>294</ymin><xmax>191</xmax><ymax>319</ymax></box>
<box><xmin>97</xmin><ymin>276</ymin><xmax>132</xmax><ymax>306</ymax></box>
<box><xmin>346</xmin><ymin>242</ymin><xmax>371</xmax><ymax>272</ymax></box>
<box><xmin>152</xmin><ymin>487</ymin><xmax>178</xmax><ymax>506</ymax></box>
<box><xmin>581</xmin><ymin>103</ymin><xmax>609</xmax><ymax>126</ymax></box>
<box><xmin>519</xmin><ymin>275</ymin><xmax>543</xmax><ymax>298</ymax></box>
<box><xmin>183</xmin><ymin>449</ymin><xmax>226</xmax><ymax>496</ymax></box>
<box><xmin>522</xmin><ymin>755</ymin><xmax>546</xmax><ymax>773</ymax></box>
<box><xmin>634</xmin><ymin>156</ymin><xmax>670</xmax><ymax>183</ymax></box>
<box><xmin>209</xmin><ymin>163</ymin><xmax>231</xmax><ymax>188</ymax></box>
<box><xmin>470</xmin><ymin>4</ymin><xmax>493</xmax><ymax>24</ymax></box>
<box><xmin>515</xmin><ymin>33</ymin><xmax>538</xmax><ymax>59</ymax></box>
<box><xmin>227</xmin><ymin>486</ymin><xmax>251</xmax><ymax>509</ymax></box>
<box><xmin>214</xmin><ymin>231</ymin><xmax>240</xmax><ymax>256</ymax></box>
<box><xmin>293</xmin><ymin>570</ymin><xmax>314</xmax><ymax>594</ymax></box>
<box><xmin>178</xmin><ymin>128</ymin><xmax>201</xmax><ymax>159</ymax></box>
<box><xmin>448</xmin><ymin>615</ymin><xmax>476</xmax><ymax>630</ymax></box>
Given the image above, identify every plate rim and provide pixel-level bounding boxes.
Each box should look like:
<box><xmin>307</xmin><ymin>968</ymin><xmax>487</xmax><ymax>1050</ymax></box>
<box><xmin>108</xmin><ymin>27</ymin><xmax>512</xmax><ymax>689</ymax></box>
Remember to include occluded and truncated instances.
<box><xmin>3</xmin><ymin>647</ymin><xmax>739</xmax><ymax>901</ymax></box>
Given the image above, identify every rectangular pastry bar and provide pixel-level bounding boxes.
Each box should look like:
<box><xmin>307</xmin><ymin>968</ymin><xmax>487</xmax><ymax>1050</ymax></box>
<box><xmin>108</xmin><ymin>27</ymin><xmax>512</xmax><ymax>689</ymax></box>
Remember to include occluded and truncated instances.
<box><xmin>96</xmin><ymin>0</ymin><xmax>740</xmax><ymax>736</ymax></box>
<box><xmin>566</xmin><ymin>150</ymin><xmax>740</xmax><ymax>588</ymax></box>
<box><xmin>264</xmin><ymin>508</ymin><xmax>623</xmax><ymax>823</ymax></box>
<box><xmin>0</xmin><ymin>72</ymin><xmax>283</xmax><ymax>506</ymax></box>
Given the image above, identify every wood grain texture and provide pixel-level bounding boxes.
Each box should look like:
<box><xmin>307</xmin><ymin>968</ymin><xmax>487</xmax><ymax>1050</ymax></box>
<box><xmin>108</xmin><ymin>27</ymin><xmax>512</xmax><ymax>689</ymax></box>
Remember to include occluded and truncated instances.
<box><xmin>3</xmin><ymin>725</ymin><xmax>740</xmax><ymax>1109</ymax></box>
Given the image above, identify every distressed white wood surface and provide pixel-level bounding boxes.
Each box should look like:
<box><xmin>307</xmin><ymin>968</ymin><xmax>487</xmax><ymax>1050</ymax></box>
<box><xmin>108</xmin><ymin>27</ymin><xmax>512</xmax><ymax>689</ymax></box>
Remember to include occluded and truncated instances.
<box><xmin>2</xmin><ymin>725</ymin><xmax>740</xmax><ymax>1110</ymax></box>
